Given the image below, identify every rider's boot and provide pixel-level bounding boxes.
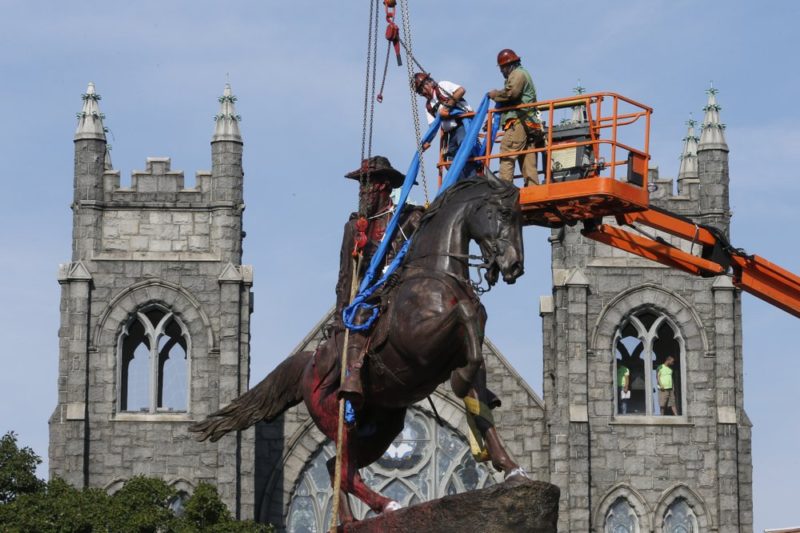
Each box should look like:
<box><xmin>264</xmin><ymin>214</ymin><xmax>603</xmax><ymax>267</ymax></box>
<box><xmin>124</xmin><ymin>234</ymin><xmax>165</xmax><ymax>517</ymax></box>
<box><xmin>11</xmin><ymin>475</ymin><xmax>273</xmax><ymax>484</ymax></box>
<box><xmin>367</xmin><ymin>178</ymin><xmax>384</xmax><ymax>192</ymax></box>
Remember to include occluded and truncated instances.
<box><xmin>339</xmin><ymin>334</ymin><xmax>367</xmax><ymax>410</ymax></box>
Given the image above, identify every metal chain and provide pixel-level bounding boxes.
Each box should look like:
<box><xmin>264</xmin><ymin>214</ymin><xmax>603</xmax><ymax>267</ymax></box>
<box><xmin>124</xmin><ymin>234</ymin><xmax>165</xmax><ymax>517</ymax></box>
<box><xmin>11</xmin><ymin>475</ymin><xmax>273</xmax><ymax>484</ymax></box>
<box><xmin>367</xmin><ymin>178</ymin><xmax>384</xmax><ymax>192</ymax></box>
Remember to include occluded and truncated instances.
<box><xmin>397</xmin><ymin>36</ymin><xmax>428</xmax><ymax>75</ymax></box>
<box><xmin>367</xmin><ymin>3</ymin><xmax>379</xmax><ymax>165</ymax></box>
<box><xmin>377</xmin><ymin>40</ymin><xmax>391</xmax><ymax>103</ymax></box>
<box><xmin>359</xmin><ymin>0</ymin><xmax>379</xmax><ymax>216</ymax></box>
<box><xmin>398</xmin><ymin>0</ymin><xmax>429</xmax><ymax>206</ymax></box>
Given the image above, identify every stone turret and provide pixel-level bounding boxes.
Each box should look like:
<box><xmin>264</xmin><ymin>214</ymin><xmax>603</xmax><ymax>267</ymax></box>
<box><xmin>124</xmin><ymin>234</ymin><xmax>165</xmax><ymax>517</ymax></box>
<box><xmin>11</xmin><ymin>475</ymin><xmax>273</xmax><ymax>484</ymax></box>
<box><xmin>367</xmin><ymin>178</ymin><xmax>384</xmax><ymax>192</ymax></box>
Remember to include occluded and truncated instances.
<box><xmin>73</xmin><ymin>82</ymin><xmax>107</xmax><ymax>204</ymax></box>
<box><xmin>697</xmin><ymin>85</ymin><xmax>730</xmax><ymax>233</ymax></box>
<box><xmin>211</xmin><ymin>83</ymin><xmax>244</xmax><ymax>204</ymax></box>
<box><xmin>677</xmin><ymin>116</ymin><xmax>699</xmax><ymax>196</ymax></box>
<box><xmin>210</xmin><ymin>84</ymin><xmax>245</xmax><ymax>264</ymax></box>
<box><xmin>72</xmin><ymin>82</ymin><xmax>108</xmax><ymax>259</ymax></box>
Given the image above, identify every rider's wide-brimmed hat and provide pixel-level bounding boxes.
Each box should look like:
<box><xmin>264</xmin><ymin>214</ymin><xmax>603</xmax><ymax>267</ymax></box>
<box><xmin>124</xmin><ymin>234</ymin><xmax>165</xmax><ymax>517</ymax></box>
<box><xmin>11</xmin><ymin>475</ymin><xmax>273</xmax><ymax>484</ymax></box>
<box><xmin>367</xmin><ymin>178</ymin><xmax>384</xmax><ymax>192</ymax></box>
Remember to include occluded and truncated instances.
<box><xmin>344</xmin><ymin>155</ymin><xmax>405</xmax><ymax>188</ymax></box>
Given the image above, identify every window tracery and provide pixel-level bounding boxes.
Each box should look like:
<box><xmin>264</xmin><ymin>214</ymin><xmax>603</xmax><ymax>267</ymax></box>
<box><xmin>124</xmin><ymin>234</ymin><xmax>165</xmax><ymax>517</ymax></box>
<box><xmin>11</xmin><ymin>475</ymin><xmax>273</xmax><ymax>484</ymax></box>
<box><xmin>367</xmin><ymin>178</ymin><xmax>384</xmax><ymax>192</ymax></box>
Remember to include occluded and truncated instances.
<box><xmin>614</xmin><ymin>309</ymin><xmax>685</xmax><ymax>416</ymax></box>
<box><xmin>118</xmin><ymin>306</ymin><xmax>189</xmax><ymax>413</ymax></box>
<box><xmin>662</xmin><ymin>498</ymin><xmax>698</xmax><ymax>533</ymax></box>
<box><xmin>604</xmin><ymin>497</ymin><xmax>640</xmax><ymax>533</ymax></box>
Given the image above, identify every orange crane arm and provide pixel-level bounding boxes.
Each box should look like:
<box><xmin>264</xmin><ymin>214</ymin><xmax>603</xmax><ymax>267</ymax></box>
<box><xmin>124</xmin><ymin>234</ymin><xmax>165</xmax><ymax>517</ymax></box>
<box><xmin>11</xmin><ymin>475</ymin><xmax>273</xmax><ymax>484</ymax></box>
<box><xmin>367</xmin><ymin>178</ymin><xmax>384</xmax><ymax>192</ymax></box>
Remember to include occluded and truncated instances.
<box><xmin>581</xmin><ymin>206</ymin><xmax>800</xmax><ymax>319</ymax></box>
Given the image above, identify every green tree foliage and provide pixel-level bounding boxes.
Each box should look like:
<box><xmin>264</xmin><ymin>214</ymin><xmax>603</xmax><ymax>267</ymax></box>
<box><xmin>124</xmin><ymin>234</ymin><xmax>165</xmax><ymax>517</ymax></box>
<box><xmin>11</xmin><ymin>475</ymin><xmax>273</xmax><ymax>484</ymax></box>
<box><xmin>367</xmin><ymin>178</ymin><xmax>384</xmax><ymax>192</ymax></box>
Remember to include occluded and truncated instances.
<box><xmin>0</xmin><ymin>432</ymin><xmax>44</xmax><ymax>504</ymax></box>
<box><xmin>181</xmin><ymin>482</ymin><xmax>232</xmax><ymax>528</ymax></box>
<box><xmin>107</xmin><ymin>476</ymin><xmax>178</xmax><ymax>531</ymax></box>
<box><xmin>0</xmin><ymin>477</ymin><xmax>109</xmax><ymax>532</ymax></box>
<box><xmin>0</xmin><ymin>432</ymin><xmax>272</xmax><ymax>532</ymax></box>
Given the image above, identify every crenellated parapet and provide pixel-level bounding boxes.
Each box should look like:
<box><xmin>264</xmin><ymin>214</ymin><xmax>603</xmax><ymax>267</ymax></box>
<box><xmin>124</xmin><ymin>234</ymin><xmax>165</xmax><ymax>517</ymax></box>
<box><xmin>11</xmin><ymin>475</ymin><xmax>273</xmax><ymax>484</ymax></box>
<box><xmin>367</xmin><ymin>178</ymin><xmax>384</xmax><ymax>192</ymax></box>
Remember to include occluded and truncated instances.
<box><xmin>648</xmin><ymin>164</ymin><xmax>700</xmax><ymax>219</ymax></box>
<box><xmin>102</xmin><ymin>157</ymin><xmax>215</xmax><ymax>204</ymax></box>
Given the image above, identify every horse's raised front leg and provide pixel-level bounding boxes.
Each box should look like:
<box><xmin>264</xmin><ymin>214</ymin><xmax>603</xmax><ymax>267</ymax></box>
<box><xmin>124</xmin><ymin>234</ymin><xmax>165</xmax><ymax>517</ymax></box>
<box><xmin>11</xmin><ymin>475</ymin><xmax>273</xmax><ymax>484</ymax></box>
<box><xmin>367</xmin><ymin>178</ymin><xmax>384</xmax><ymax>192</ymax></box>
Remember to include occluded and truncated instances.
<box><xmin>450</xmin><ymin>301</ymin><xmax>485</xmax><ymax>398</ymax></box>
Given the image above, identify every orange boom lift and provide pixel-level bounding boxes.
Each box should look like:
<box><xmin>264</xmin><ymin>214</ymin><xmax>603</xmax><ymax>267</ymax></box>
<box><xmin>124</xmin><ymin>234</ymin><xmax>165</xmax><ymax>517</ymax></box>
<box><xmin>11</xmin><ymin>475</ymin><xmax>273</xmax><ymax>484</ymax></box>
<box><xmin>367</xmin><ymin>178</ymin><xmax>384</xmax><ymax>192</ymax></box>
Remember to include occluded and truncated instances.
<box><xmin>437</xmin><ymin>91</ymin><xmax>800</xmax><ymax>319</ymax></box>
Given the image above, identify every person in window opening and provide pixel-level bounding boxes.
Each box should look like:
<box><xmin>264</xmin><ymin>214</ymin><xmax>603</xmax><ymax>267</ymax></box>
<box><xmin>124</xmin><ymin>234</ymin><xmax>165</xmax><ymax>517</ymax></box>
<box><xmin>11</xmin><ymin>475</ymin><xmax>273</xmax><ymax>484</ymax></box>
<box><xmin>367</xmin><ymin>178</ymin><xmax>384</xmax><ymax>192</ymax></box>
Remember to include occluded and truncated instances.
<box><xmin>487</xmin><ymin>48</ymin><xmax>543</xmax><ymax>186</ymax></box>
<box><xmin>617</xmin><ymin>361</ymin><xmax>631</xmax><ymax>414</ymax></box>
<box><xmin>335</xmin><ymin>156</ymin><xmax>423</xmax><ymax>409</ymax></box>
<box><xmin>657</xmin><ymin>355</ymin><xmax>677</xmax><ymax>416</ymax></box>
<box><xmin>413</xmin><ymin>72</ymin><xmax>478</xmax><ymax>177</ymax></box>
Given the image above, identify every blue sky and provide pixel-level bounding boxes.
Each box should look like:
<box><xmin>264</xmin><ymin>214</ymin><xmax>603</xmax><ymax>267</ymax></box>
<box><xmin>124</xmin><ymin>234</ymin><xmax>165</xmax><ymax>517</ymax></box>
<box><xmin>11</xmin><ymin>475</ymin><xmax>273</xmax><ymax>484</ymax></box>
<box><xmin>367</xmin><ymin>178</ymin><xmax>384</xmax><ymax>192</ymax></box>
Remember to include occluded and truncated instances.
<box><xmin>1</xmin><ymin>1</ymin><xmax>799</xmax><ymax>529</ymax></box>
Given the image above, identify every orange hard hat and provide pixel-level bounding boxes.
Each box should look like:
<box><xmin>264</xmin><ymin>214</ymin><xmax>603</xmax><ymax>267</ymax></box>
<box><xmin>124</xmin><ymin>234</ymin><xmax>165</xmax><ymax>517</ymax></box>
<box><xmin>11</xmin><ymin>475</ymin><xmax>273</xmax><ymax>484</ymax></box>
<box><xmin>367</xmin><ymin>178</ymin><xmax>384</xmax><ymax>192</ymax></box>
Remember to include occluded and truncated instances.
<box><xmin>413</xmin><ymin>72</ymin><xmax>431</xmax><ymax>93</ymax></box>
<box><xmin>497</xmin><ymin>48</ymin><xmax>521</xmax><ymax>66</ymax></box>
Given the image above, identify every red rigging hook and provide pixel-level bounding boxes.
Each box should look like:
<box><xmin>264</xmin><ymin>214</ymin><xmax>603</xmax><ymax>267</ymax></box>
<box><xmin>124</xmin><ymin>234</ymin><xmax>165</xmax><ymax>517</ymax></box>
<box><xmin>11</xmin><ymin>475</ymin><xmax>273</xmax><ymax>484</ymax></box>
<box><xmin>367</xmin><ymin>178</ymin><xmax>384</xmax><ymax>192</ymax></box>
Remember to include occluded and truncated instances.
<box><xmin>352</xmin><ymin>216</ymin><xmax>369</xmax><ymax>256</ymax></box>
<box><xmin>384</xmin><ymin>0</ymin><xmax>402</xmax><ymax>67</ymax></box>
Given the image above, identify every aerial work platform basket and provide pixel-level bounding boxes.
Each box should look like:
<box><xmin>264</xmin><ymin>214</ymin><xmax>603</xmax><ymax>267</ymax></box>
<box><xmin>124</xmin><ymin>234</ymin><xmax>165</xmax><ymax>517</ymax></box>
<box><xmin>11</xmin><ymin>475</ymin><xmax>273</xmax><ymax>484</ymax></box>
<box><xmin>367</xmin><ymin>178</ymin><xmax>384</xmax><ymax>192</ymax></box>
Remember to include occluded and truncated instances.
<box><xmin>438</xmin><ymin>92</ymin><xmax>653</xmax><ymax>227</ymax></box>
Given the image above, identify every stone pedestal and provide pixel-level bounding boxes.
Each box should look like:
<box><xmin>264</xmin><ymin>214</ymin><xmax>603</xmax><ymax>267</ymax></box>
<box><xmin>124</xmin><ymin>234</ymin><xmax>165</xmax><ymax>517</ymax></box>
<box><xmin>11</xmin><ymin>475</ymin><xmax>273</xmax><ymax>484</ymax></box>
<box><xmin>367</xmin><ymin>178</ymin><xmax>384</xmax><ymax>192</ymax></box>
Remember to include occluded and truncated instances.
<box><xmin>342</xmin><ymin>479</ymin><xmax>560</xmax><ymax>533</ymax></box>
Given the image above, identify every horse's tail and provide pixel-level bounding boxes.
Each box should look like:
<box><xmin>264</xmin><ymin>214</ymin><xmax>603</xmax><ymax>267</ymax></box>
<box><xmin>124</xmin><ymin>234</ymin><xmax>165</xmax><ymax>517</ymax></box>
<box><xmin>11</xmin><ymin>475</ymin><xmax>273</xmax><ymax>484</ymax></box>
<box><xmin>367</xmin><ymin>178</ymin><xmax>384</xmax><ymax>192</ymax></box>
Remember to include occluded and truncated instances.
<box><xmin>189</xmin><ymin>350</ymin><xmax>312</xmax><ymax>442</ymax></box>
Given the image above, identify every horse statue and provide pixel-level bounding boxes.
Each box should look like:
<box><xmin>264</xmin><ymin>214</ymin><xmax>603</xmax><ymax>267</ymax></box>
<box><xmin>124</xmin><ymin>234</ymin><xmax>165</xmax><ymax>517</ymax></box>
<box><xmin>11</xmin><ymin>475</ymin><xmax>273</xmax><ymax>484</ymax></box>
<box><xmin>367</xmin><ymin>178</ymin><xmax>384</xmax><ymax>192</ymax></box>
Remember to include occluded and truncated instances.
<box><xmin>190</xmin><ymin>171</ymin><xmax>526</xmax><ymax>525</ymax></box>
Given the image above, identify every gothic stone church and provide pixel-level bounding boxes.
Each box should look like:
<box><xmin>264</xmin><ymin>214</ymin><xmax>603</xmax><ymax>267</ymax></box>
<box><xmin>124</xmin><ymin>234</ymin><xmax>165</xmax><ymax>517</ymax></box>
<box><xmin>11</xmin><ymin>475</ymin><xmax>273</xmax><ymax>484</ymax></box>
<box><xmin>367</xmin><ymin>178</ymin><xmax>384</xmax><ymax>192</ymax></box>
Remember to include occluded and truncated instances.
<box><xmin>50</xmin><ymin>83</ymin><xmax>752</xmax><ymax>532</ymax></box>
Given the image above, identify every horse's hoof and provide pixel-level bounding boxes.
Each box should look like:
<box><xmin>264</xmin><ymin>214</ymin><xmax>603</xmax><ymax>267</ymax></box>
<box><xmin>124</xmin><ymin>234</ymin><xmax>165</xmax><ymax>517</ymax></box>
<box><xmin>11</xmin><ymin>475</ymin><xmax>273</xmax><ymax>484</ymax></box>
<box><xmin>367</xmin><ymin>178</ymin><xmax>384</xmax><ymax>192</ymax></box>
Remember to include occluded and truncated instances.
<box><xmin>383</xmin><ymin>500</ymin><xmax>402</xmax><ymax>513</ymax></box>
<box><xmin>504</xmin><ymin>466</ymin><xmax>529</xmax><ymax>481</ymax></box>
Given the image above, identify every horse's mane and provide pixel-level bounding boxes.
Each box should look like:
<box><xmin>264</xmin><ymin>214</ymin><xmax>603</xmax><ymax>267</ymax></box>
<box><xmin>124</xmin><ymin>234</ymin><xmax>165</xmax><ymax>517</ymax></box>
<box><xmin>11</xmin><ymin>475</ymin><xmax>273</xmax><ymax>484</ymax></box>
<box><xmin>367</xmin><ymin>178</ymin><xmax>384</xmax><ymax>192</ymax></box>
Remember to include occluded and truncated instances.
<box><xmin>417</xmin><ymin>172</ymin><xmax>519</xmax><ymax>229</ymax></box>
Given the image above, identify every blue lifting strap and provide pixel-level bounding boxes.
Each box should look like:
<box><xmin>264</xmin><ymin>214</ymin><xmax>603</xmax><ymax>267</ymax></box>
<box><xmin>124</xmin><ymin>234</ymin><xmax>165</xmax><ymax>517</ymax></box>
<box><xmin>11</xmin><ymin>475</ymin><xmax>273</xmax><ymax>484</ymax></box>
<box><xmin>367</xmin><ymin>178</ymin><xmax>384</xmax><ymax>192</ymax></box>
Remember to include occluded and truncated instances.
<box><xmin>343</xmin><ymin>94</ymin><xmax>493</xmax><ymax>331</ymax></box>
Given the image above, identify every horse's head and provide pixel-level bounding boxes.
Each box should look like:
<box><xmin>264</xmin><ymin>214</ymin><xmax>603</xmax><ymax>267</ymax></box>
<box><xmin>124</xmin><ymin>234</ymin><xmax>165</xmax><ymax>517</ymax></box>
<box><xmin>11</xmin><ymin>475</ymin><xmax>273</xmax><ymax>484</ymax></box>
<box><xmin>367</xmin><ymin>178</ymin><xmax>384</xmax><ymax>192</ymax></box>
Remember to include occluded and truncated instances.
<box><xmin>468</xmin><ymin>172</ymin><xmax>525</xmax><ymax>285</ymax></box>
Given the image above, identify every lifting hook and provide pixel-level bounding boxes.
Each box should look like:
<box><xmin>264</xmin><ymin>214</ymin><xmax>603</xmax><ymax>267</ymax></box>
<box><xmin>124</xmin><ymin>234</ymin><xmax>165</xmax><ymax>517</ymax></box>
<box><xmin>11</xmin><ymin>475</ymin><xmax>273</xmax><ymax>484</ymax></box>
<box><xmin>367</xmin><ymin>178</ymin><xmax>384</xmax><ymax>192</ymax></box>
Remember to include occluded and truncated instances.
<box><xmin>384</xmin><ymin>0</ymin><xmax>402</xmax><ymax>67</ymax></box>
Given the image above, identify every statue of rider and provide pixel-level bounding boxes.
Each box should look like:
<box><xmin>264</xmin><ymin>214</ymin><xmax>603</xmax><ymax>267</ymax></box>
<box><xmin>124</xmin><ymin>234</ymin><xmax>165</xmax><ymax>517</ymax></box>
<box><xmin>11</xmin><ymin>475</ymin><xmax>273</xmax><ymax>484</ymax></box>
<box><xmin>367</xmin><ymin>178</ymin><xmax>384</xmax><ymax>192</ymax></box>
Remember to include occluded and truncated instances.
<box><xmin>335</xmin><ymin>156</ymin><xmax>416</xmax><ymax>408</ymax></box>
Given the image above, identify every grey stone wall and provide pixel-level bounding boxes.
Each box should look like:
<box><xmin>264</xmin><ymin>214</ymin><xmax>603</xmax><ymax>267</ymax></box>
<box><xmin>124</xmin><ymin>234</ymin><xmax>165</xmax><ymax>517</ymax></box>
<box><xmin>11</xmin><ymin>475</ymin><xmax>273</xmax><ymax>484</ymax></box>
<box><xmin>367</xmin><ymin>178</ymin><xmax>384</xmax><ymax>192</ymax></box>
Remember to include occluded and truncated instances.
<box><xmin>50</xmin><ymin>130</ymin><xmax>255</xmax><ymax>518</ymax></box>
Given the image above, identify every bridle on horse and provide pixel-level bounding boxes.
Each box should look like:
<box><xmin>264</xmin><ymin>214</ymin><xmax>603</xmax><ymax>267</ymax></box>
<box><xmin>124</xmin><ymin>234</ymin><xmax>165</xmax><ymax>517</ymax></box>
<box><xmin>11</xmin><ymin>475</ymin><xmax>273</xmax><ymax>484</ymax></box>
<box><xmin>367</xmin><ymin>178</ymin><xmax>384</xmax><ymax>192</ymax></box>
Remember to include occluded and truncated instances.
<box><xmin>405</xmin><ymin>203</ymin><xmax>515</xmax><ymax>295</ymax></box>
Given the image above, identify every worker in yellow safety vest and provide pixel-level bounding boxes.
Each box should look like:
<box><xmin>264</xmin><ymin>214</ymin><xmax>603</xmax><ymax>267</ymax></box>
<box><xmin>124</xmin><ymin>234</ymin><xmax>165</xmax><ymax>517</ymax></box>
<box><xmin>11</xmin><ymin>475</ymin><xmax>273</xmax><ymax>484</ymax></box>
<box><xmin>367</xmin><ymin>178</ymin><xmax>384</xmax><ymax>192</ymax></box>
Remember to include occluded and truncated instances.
<box><xmin>657</xmin><ymin>355</ymin><xmax>677</xmax><ymax>416</ymax></box>
<box><xmin>617</xmin><ymin>363</ymin><xmax>630</xmax><ymax>414</ymax></box>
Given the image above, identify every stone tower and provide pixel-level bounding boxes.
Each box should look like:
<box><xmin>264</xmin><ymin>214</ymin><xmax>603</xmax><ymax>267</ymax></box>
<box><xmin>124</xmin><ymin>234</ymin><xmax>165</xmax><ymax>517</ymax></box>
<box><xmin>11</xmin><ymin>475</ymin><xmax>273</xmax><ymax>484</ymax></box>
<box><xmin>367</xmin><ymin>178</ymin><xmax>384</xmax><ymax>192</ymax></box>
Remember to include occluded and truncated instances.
<box><xmin>49</xmin><ymin>83</ymin><xmax>255</xmax><ymax>518</ymax></box>
<box><xmin>541</xmin><ymin>88</ymin><xmax>752</xmax><ymax>531</ymax></box>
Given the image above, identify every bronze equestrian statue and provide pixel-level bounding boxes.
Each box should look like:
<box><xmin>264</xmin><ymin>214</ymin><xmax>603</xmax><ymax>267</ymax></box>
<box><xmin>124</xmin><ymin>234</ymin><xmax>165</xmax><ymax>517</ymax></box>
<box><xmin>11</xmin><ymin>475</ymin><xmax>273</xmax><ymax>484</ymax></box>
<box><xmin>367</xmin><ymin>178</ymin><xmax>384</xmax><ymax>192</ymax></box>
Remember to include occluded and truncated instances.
<box><xmin>190</xmin><ymin>168</ymin><xmax>526</xmax><ymax>526</ymax></box>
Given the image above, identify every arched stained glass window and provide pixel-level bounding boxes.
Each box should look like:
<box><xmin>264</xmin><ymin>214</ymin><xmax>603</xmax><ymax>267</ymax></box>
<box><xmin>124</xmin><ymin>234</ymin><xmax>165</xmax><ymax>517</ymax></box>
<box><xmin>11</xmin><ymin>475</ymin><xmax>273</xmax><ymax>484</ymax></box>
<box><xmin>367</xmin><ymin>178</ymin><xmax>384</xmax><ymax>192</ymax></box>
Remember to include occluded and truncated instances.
<box><xmin>286</xmin><ymin>408</ymin><xmax>496</xmax><ymax>531</ymax></box>
<box><xmin>663</xmin><ymin>498</ymin><xmax>698</xmax><ymax>533</ymax></box>
<box><xmin>118</xmin><ymin>306</ymin><xmax>190</xmax><ymax>413</ymax></box>
<box><xmin>614</xmin><ymin>309</ymin><xmax>685</xmax><ymax>416</ymax></box>
<box><xmin>604</xmin><ymin>497</ymin><xmax>639</xmax><ymax>533</ymax></box>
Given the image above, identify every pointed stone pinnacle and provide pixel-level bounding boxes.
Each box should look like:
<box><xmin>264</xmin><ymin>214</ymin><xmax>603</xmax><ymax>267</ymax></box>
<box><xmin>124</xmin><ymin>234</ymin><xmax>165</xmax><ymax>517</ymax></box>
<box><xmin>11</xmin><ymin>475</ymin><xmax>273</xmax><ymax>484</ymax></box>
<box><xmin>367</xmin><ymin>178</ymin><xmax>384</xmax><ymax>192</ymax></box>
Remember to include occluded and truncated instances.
<box><xmin>678</xmin><ymin>115</ymin><xmax>699</xmax><ymax>180</ymax></box>
<box><xmin>213</xmin><ymin>82</ymin><xmax>242</xmax><ymax>142</ymax></box>
<box><xmin>75</xmin><ymin>81</ymin><xmax>107</xmax><ymax>141</ymax></box>
<box><xmin>699</xmin><ymin>85</ymin><xmax>728</xmax><ymax>151</ymax></box>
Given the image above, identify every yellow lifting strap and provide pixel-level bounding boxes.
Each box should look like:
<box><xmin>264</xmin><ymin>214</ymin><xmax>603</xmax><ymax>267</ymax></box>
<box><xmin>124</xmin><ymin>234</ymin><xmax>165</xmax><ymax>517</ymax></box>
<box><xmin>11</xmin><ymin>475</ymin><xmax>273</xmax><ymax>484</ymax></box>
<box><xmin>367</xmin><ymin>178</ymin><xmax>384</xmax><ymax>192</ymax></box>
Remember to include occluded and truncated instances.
<box><xmin>463</xmin><ymin>396</ymin><xmax>495</xmax><ymax>463</ymax></box>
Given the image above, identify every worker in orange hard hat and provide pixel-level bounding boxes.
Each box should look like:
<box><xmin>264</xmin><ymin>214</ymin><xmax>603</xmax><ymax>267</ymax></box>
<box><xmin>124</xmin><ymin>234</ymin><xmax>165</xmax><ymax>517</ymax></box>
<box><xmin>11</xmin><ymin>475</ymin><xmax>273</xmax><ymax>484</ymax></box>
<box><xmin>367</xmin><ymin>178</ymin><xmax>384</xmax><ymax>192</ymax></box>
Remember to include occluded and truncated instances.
<box><xmin>488</xmin><ymin>48</ymin><xmax>543</xmax><ymax>185</ymax></box>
